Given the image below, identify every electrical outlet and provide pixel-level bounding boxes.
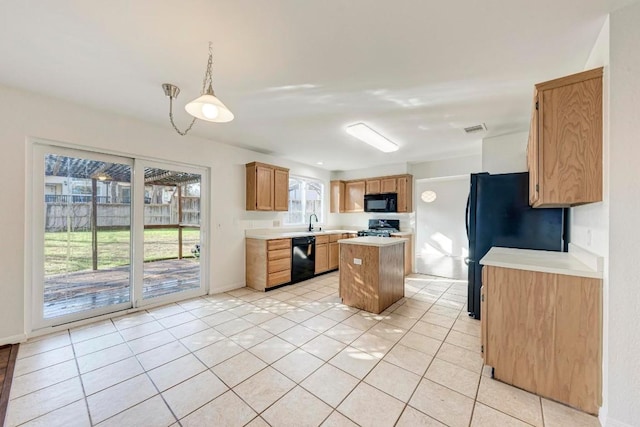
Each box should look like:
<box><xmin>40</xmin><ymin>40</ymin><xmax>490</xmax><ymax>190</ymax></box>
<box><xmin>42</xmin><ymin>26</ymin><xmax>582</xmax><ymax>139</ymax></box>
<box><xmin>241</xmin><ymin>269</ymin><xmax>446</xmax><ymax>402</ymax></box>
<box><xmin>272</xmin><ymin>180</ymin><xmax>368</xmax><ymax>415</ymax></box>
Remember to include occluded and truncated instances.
<box><xmin>353</xmin><ymin>258</ymin><xmax>362</xmax><ymax>265</ymax></box>
<box><xmin>273</xmin><ymin>220</ymin><xmax>280</xmax><ymax>227</ymax></box>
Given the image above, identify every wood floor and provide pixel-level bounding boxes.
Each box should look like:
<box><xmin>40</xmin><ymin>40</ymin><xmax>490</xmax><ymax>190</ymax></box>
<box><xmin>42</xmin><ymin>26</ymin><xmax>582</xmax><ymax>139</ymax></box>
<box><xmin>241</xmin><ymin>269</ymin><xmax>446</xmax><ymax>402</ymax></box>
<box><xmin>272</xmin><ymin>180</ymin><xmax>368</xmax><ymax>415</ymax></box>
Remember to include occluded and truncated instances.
<box><xmin>0</xmin><ymin>344</ymin><xmax>18</xmax><ymax>426</ymax></box>
<box><xmin>44</xmin><ymin>259</ymin><xmax>200</xmax><ymax>319</ymax></box>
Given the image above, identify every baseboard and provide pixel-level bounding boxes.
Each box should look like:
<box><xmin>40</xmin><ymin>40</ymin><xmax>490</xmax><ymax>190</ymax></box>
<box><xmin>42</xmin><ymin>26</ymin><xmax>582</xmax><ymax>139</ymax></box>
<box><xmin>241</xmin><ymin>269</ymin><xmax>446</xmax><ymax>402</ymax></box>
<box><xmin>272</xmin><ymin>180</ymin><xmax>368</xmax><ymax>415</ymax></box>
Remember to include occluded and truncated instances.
<box><xmin>0</xmin><ymin>334</ymin><xmax>27</xmax><ymax>347</ymax></box>
<box><xmin>210</xmin><ymin>282</ymin><xmax>246</xmax><ymax>294</ymax></box>
<box><xmin>604</xmin><ymin>416</ymin><xmax>635</xmax><ymax>427</ymax></box>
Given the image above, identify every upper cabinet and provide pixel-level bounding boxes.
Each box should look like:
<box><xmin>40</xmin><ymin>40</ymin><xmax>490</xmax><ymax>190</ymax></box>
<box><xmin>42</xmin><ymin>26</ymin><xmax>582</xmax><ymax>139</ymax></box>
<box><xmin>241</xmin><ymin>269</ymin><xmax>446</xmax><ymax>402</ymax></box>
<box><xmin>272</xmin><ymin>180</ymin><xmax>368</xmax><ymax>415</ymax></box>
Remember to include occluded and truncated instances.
<box><xmin>331</xmin><ymin>174</ymin><xmax>413</xmax><ymax>213</ymax></box>
<box><xmin>246</xmin><ymin>162</ymin><xmax>289</xmax><ymax>211</ymax></box>
<box><xmin>345</xmin><ymin>181</ymin><xmax>366</xmax><ymax>213</ymax></box>
<box><xmin>365</xmin><ymin>179</ymin><xmax>380</xmax><ymax>195</ymax></box>
<box><xmin>527</xmin><ymin>68</ymin><xmax>603</xmax><ymax>207</ymax></box>
<box><xmin>330</xmin><ymin>180</ymin><xmax>345</xmax><ymax>213</ymax></box>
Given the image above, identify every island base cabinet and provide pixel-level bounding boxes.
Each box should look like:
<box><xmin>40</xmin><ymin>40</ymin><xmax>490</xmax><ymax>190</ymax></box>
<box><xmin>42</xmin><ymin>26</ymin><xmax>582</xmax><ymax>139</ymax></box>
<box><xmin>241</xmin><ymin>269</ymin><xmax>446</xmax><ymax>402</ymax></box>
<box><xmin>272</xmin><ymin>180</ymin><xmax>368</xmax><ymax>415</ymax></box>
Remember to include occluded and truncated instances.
<box><xmin>483</xmin><ymin>266</ymin><xmax>601</xmax><ymax>415</ymax></box>
<box><xmin>339</xmin><ymin>242</ymin><xmax>404</xmax><ymax>314</ymax></box>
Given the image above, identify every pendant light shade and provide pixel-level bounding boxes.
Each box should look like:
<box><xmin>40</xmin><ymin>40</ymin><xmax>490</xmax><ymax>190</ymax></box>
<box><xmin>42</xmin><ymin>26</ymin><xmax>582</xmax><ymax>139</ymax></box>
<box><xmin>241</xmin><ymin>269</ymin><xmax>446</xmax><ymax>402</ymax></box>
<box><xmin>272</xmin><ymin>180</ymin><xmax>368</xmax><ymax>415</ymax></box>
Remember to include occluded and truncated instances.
<box><xmin>185</xmin><ymin>87</ymin><xmax>234</xmax><ymax>123</ymax></box>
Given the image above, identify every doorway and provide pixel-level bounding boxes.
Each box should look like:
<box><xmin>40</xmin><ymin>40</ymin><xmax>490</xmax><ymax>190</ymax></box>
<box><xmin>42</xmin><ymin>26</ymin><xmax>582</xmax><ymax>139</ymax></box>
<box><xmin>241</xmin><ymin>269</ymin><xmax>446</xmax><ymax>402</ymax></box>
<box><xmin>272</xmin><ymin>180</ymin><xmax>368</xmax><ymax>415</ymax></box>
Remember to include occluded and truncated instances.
<box><xmin>415</xmin><ymin>175</ymin><xmax>469</xmax><ymax>280</ymax></box>
<box><xmin>32</xmin><ymin>144</ymin><xmax>208</xmax><ymax>329</ymax></box>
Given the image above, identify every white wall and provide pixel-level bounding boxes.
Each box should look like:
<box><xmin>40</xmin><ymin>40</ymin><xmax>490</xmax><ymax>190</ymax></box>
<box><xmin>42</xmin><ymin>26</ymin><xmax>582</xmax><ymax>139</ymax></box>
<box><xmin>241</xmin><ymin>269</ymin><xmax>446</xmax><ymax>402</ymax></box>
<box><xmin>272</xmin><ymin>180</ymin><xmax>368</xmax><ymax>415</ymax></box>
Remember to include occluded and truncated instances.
<box><xmin>607</xmin><ymin>4</ymin><xmax>640</xmax><ymax>425</ymax></box>
<box><xmin>0</xmin><ymin>83</ymin><xmax>330</xmax><ymax>343</ymax></box>
<box><xmin>409</xmin><ymin>155</ymin><xmax>482</xmax><ymax>180</ymax></box>
<box><xmin>481</xmin><ymin>131</ymin><xmax>529</xmax><ymax>174</ymax></box>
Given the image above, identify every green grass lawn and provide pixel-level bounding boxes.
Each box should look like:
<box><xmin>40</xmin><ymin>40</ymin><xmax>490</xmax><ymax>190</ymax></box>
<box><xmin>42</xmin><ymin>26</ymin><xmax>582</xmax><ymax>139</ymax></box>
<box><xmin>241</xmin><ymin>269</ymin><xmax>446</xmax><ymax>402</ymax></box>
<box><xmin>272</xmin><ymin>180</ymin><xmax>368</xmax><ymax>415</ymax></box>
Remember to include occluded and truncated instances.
<box><xmin>45</xmin><ymin>229</ymin><xmax>200</xmax><ymax>276</ymax></box>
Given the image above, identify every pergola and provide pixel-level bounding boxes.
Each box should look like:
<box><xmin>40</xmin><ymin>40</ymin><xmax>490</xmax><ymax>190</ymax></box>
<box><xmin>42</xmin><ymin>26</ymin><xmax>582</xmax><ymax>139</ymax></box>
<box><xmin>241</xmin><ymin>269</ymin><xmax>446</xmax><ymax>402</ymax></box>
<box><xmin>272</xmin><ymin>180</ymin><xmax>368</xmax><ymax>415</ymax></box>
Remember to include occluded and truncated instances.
<box><xmin>45</xmin><ymin>154</ymin><xmax>201</xmax><ymax>270</ymax></box>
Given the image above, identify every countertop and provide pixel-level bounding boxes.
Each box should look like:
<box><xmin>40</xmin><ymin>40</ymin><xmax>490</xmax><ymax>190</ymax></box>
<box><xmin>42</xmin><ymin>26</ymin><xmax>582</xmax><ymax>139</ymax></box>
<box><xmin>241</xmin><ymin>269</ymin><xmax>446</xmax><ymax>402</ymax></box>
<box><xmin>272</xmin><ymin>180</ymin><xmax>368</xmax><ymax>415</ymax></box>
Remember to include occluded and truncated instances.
<box><xmin>246</xmin><ymin>229</ymin><xmax>356</xmax><ymax>240</ymax></box>
<box><xmin>480</xmin><ymin>246</ymin><xmax>603</xmax><ymax>279</ymax></box>
<box><xmin>338</xmin><ymin>236</ymin><xmax>408</xmax><ymax>247</ymax></box>
<box><xmin>245</xmin><ymin>230</ymin><xmax>411</xmax><ymax>240</ymax></box>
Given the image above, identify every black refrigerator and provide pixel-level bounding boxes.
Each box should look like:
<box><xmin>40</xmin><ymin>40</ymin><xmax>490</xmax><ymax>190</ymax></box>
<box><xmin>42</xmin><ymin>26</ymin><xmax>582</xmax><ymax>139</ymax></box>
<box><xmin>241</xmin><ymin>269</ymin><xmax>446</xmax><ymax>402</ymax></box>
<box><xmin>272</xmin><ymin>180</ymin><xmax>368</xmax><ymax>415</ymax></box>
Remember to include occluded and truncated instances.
<box><xmin>466</xmin><ymin>172</ymin><xmax>568</xmax><ymax>319</ymax></box>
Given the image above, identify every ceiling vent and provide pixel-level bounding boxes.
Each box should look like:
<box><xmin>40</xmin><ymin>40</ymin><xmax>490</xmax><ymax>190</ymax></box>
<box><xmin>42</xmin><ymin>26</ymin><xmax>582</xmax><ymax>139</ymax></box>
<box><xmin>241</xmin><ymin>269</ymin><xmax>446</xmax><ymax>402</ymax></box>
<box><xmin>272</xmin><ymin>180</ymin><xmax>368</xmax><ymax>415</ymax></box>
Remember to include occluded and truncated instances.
<box><xmin>463</xmin><ymin>123</ymin><xmax>487</xmax><ymax>134</ymax></box>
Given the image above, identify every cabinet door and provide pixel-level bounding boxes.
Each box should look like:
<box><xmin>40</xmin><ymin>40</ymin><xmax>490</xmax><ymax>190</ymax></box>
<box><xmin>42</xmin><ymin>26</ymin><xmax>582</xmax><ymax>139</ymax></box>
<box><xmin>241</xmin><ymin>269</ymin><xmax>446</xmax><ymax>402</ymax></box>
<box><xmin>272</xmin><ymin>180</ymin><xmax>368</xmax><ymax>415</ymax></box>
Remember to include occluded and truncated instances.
<box><xmin>527</xmin><ymin>92</ymin><xmax>540</xmax><ymax>206</ymax></box>
<box><xmin>397</xmin><ymin>176</ymin><xmax>412</xmax><ymax>212</ymax></box>
<box><xmin>365</xmin><ymin>179</ymin><xmax>381</xmax><ymax>195</ymax></box>
<box><xmin>330</xmin><ymin>180</ymin><xmax>345</xmax><ymax>213</ymax></box>
<box><xmin>345</xmin><ymin>181</ymin><xmax>365</xmax><ymax>212</ymax></box>
<box><xmin>315</xmin><ymin>243</ymin><xmax>329</xmax><ymax>274</ymax></box>
<box><xmin>273</xmin><ymin>168</ymin><xmax>289</xmax><ymax>211</ymax></box>
<box><xmin>532</xmin><ymin>68</ymin><xmax>603</xmax><ymax>207</ymax></box>
<box><xmin>329</xmin><ymin>242</ymin><xmax>339</xmax><ymax>270</ymax></box>
<box><xmin>255</xmin><ymin>165</ymin><xmax>274</xmax><ymax>210</ymax></box>
<box><xmin>381</xmin><ymin>178</ymin><xmax>397</xmax><ymax>193</ymax></box>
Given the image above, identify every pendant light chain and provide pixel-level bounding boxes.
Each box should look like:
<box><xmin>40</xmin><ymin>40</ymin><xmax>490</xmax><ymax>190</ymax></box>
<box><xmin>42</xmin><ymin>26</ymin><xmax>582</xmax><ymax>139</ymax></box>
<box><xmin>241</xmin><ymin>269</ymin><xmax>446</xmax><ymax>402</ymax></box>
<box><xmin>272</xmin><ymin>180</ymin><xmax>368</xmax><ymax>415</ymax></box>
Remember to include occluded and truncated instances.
<box><xmin>168</xmin><ymin>96</ymin><xmax>197</xmax><ymax>136</ymax></box>
<box><xmin>201</xmin><ymin>42</ymin><xmax>214</xmax><ymax>94</ymax></box>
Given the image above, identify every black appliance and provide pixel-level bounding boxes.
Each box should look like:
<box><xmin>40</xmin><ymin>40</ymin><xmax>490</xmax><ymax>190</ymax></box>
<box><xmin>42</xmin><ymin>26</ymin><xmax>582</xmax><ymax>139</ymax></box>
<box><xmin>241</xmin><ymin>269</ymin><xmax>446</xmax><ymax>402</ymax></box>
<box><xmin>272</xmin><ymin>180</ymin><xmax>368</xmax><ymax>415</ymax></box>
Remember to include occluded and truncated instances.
<box><xmin>291</xmin><ymin>236</ymin><xmax>316</xmax><ymax>284</ymax></box>
<box><xmin>357</xmin><ymin>219</ymin><xmax>400</xmax><ymax>237</ymax></box>
<box><xmin>364</xmin><ymin>193</ymin><xmax>397</xmax><ymax>212</ymax></box>
<box><xmin>466</xmin><ymin>172</ymin><xmax>568</xmax><ymax>319</ymax></box>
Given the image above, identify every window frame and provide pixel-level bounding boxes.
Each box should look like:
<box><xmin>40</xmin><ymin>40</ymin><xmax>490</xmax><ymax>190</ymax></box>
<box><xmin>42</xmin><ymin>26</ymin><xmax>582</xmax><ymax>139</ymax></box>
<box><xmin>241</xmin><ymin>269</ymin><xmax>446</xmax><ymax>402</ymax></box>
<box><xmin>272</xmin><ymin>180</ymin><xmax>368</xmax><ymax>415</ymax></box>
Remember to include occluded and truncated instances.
<box><xmin>284</xmin><ymin>175</ymin><xmax>325</xmax><ymax>226</ymax></box>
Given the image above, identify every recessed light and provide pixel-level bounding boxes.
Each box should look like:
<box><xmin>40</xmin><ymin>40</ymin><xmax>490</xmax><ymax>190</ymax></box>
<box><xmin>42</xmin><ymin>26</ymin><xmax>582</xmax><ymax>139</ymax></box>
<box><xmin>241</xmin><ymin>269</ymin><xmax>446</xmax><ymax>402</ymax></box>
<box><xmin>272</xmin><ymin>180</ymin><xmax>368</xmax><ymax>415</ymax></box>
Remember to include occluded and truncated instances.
<box><xmin>345</xmin><ymin>123</ymin><xmax>399</xmax><ymax>153</ymax></box>
<box><xmin>316</xmin><ymin>161</ymin><xmax>324</xmax><ymax>165</ymax></box>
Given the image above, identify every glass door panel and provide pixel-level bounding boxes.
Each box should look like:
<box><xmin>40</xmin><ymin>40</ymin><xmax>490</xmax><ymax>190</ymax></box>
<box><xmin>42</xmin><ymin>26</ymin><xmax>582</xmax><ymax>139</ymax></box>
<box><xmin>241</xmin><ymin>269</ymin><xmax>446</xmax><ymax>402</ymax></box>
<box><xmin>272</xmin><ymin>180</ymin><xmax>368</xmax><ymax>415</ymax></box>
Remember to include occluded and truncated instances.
<box><xmin>141</xmin><ymin>166</ymin><xmax>202</xmax><ymax>301</ymax></box>
<box><xmin>37</xmin><ymin>147</ymin><xmax>133</xmax><ymax>325</ymax></box>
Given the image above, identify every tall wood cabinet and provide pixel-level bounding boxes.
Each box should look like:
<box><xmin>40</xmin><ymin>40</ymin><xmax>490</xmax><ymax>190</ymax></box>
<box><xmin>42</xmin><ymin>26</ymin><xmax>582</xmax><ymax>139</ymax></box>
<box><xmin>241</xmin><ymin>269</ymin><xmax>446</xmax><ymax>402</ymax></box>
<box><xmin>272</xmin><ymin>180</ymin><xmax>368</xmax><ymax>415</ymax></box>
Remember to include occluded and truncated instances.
<box><xmin>527</xmin><ymin>67</ymin><xmax>603</xmax><ymax>207</ymax></box>
<box><xmin>482</xmin><ymin>265</ymin><xmax>602</xmax><ymax>415</ymax></box>
<box><xmin>246</xmin><ymin>162</ymin><xmax>289</xmax><ymax>211</ymax></box>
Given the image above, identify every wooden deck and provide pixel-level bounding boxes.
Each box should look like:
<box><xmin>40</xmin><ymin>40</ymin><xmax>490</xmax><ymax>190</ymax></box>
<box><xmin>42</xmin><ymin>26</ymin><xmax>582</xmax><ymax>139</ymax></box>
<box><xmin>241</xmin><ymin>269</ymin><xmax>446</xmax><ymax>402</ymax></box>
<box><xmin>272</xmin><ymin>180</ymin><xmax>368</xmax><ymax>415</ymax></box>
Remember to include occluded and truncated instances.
<box><xmin>44</xmin><ymin>259</ymin><xmax>200</xmax><ymax>319</ymax></box>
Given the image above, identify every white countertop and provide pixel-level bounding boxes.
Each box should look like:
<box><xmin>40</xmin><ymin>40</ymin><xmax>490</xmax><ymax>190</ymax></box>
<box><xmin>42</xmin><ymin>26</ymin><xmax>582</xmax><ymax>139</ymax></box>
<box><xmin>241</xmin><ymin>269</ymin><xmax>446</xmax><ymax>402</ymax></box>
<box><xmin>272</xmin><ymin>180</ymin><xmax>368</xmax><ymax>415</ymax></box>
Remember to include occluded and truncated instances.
<box><xmin>246</xmin><ymin>229</ymin><xmax>356</xmax><ymax>240</ymax></box>
<box><xmin>389</xmin><ymin>231</ymin><xmax>412</xmax><ymax>236</ymax></box>
<box><xmin>338</xmin><ymin>236</ymin><xmax>408</xmax><ymax>247</ymax></box>
<box><xmin>480</xmin><ymin>247</ymin><xmax>603</xmax><ymax>279</ymax></box>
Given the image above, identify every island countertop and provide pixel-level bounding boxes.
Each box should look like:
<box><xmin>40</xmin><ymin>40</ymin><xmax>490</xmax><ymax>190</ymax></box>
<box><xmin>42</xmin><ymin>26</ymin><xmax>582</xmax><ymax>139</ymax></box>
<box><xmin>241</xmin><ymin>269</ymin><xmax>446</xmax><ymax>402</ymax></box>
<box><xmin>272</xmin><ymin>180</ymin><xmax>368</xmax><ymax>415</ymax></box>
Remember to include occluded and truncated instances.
<box><xmin>338</xmin><ymin>236</ymin><xmax>408</xmax><ymax>247</ymax></box>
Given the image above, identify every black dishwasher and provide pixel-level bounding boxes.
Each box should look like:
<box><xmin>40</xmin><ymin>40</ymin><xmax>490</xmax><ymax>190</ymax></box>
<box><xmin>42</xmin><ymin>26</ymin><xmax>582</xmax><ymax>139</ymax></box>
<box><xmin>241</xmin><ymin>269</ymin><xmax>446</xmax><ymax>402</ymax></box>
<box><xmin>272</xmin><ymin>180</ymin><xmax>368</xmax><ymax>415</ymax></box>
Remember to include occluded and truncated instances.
<box><xmin>291</xmin><ymin>236</ymin><xmax>316</xmax><ymax>284</ymax></box>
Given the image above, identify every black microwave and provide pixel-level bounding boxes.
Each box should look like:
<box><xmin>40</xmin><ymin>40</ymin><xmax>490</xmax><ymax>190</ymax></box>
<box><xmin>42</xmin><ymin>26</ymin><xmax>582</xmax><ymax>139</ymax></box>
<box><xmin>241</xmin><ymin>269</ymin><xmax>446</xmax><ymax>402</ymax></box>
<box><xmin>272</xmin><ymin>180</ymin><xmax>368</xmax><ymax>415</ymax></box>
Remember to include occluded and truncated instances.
<box><xmin>364</xmin><ymin>193</ymin><xmax>397</xmax><ymax>212</ymax></box>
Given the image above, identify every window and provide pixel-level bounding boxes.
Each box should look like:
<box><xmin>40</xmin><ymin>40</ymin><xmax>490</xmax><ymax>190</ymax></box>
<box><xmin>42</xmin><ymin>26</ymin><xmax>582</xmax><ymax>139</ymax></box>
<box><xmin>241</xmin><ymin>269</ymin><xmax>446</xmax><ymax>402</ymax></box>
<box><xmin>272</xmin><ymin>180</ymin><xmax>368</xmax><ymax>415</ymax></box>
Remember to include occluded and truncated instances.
<box><xmin>285</xmin><ymin>176</ymin><xmax>324</xmax><ymax>225</ymax></box>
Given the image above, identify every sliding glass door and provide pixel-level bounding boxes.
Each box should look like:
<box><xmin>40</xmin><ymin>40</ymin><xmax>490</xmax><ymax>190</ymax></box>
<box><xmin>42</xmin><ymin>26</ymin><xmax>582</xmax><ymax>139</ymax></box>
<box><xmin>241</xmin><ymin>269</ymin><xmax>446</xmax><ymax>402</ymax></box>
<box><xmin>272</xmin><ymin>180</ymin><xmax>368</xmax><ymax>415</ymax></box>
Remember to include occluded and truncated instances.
<box><xmin>33</xmin><ymin>144</ymin><xmax>207</xmax><ymax>329</ymax></box>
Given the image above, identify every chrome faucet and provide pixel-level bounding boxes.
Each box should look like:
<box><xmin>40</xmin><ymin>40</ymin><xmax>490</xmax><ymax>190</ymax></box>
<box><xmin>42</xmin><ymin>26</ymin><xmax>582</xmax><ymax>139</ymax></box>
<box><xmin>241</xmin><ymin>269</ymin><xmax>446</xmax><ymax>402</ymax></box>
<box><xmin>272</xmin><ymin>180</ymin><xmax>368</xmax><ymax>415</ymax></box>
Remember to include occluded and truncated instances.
<box><xmin>308</xmin><ymin>213</ymin><xmax>319</xmax><ymax>232</ymax></box>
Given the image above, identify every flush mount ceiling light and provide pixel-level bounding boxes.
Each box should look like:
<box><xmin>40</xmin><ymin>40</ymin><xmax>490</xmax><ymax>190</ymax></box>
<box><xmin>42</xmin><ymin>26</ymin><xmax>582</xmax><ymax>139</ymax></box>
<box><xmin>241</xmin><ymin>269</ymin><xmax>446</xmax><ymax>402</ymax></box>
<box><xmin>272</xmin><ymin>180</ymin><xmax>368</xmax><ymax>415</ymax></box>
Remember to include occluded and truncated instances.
<box><xmin>162</xmin><ymin>42</ymin><xmax>234</xmax><ymax>136</ymax></box>
<box><xmin>345</xmin><ymin>123</ymin><xmax>399</xmax><ymax>153</ymax></box>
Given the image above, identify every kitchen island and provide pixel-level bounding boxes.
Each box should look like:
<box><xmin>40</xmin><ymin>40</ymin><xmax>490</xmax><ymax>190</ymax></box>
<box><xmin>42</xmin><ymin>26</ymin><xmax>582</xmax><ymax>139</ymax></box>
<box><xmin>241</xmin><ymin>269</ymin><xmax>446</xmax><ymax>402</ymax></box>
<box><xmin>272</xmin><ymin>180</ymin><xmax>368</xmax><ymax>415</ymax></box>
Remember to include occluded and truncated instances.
<box><xmin>338</xmin><ymin>236</ymin><xmax>407</xmax><ymax>314</ymax></box>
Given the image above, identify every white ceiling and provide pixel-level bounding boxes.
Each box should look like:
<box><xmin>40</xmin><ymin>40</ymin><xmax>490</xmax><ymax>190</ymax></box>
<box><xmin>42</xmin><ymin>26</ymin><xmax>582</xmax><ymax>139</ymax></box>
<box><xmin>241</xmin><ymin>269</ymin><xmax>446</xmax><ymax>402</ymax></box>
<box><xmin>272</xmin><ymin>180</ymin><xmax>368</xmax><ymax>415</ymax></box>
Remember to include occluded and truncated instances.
<box><xmin>0</xmin><ymin>0</ymin><xmax>628</xmax><ymax>171</ymax></box>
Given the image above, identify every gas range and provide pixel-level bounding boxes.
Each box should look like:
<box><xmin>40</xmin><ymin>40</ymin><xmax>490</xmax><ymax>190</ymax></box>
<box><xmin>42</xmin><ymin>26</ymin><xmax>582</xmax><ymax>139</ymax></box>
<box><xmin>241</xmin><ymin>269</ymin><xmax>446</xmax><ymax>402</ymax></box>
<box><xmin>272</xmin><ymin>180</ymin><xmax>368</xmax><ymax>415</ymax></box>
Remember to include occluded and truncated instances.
<box><xmin>357</xmin><ymin>219</ymin><xmax>400</xmax><ymax>238</ymax></box>
<box><xmin>357</xmin><ymin>229</ymin><xmax>397</xmax><ymax>237</ymax></box>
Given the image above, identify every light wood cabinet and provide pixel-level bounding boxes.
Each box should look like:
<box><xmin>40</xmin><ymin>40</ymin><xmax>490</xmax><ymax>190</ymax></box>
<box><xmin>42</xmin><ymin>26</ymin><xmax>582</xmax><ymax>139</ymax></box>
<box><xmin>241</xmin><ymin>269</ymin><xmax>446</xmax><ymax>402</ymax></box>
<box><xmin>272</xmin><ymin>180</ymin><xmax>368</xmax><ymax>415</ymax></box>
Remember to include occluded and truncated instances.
<box><xmin>246</xmin><ymin>162</ymin><xmax>289</xmax><ymax>211</ymax></box>
<box><xmin>391</xmin><ymin>234</ymin><xmax>412</xmax><ymax>275</ymax></box>
<box><xmin>339</xmin><ymin>241</ymin><xmax>405</xmax><ymax>314</ymax></box>
<box><xmin>396</xmin><ymin>175</ymin><xmax>412</xmax><ymax>212</ymax></box>
<box><xmin>365</xmin><ymin>179</ymin><xmax>381</xmax><ymax>195</ymax></box>
<box><xmin>246</xmin><ymin>238</ymin><xmax>291</xmax><ymax>290</ymax></box>
<box><xmin>482</xmin><ymin>265</ymin><xmax>602</xmax><ymax>414</ymax></box>
<box><xmin>381</xmin><ymin>178</ymin><xmax>397</xmax><ymax>193</ymax></box>
<box><xmin>315</xmin><ymin>234</ymin><xmax>329</xmax><ymax>274</ymax></box>
<box><xmin>527</xmin><ymin>67</ymin><xmax>603</xmax><ymax>207</ymax></box>
<box><xmin>328</xmin><ymin>233</ymin><xmax>344</xmax><ymax>271</ymax></box>
<box><xmin>345</xmin><ymin>181</ymin><xmax>365</xmax><ymax>213</ymax></box>
<box><xmin>330</xmin><ymin>180</ymin><xmax>345</xmax><ymax>213</ymax></box>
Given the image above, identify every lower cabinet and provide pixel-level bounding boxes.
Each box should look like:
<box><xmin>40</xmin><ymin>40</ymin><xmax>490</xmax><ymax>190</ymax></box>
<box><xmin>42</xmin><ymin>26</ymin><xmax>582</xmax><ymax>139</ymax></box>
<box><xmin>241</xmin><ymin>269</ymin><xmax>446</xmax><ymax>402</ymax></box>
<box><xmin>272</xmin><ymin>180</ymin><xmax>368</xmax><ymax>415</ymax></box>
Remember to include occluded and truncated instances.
<box><xmin>482</xmin><ymin>265</ymin><xmax>602</xmax><ymax>415</ymax></box>
<box><xmin>246</xmin><ymin>238</ymin><xmax>291</xmax><ymax>291</ymax></box>
<box><xmin>315</xmin><ymin>235</ymin><xmax>329</xmax><ymax>274</ymax></box>
<box><xmin>329</xmin><ymin>242</ymin><xmax>339</xmax><ymax>270</ymax></box>
<box><xmin>391</xmin><ymin>234</ymin><xmax>412</xmax><ymax>275</ymax></box>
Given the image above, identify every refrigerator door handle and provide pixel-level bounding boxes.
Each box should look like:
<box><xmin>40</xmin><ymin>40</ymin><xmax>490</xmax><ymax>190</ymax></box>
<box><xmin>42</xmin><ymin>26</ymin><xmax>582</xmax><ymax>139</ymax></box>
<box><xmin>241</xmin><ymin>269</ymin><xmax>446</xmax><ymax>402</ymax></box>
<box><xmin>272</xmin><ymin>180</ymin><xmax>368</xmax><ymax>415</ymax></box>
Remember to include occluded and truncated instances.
<box><xmin>465</xmin><ymin>193</ymin><xmax>470</xmax><ymax>240</ymax></box>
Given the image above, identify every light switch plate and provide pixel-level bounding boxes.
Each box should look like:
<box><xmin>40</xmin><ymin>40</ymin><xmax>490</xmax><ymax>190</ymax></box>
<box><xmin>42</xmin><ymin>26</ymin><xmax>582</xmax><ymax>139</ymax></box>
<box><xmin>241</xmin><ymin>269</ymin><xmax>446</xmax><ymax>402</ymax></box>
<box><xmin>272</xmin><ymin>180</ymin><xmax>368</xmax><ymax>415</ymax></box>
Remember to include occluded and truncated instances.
<box><xmin>353</xmin><ymin>258</ymin><xmax>362</xmax><ymax>265</ymax></box>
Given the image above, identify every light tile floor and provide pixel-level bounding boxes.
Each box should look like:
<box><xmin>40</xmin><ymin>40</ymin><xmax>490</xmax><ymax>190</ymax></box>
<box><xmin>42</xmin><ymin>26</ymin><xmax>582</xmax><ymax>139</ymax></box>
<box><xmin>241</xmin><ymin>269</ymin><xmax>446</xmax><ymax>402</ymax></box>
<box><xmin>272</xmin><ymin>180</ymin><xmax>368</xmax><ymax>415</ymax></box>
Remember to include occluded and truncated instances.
<box><xmin>5</xmin><ymin>273</ymin><xmax>601</xmax><ymax>427</ymax></box>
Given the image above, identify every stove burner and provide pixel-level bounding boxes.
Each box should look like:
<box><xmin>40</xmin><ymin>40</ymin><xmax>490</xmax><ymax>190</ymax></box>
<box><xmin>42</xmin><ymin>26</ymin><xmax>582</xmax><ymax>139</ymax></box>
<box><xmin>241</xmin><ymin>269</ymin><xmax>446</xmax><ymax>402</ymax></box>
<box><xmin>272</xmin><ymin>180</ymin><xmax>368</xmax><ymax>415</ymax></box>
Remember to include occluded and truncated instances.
<box><xmin>357</xmin><ymin>229</ymin><xmax>397</xmax><ymax>237</ymax></box>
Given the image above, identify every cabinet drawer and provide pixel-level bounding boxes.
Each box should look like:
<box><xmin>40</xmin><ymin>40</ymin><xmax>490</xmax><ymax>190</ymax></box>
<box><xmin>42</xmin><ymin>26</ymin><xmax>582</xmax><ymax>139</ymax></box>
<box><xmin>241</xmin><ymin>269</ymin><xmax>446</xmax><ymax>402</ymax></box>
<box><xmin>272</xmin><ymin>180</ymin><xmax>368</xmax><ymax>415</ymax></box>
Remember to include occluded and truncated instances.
<box><xmin>316</xmin><ymin>235</ymin><xmax>330</xmax><ymax>244</ymax></box>
<box><xmin>268</xmin><ymin>239</ymin><xmax>291</xmax><ymax>250</ymax></box>
<box><xmin>329</xmin><ymin>234</ymin><xmax>342</xmax><ymax>242</ymax></box>
<box><xmin>268</xmin><ymin>248</ymin><xmax>291</xmax><ymax>260</ymax></box>
<box><xmin>268</xmin><ymin>257</ymin><xmax>291</xmax><ymax>273</ymax></box>
<box><xmin>267</xmin><ymin>270</ymin><xmax>291</xmax><ymax>287</ymax></box>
